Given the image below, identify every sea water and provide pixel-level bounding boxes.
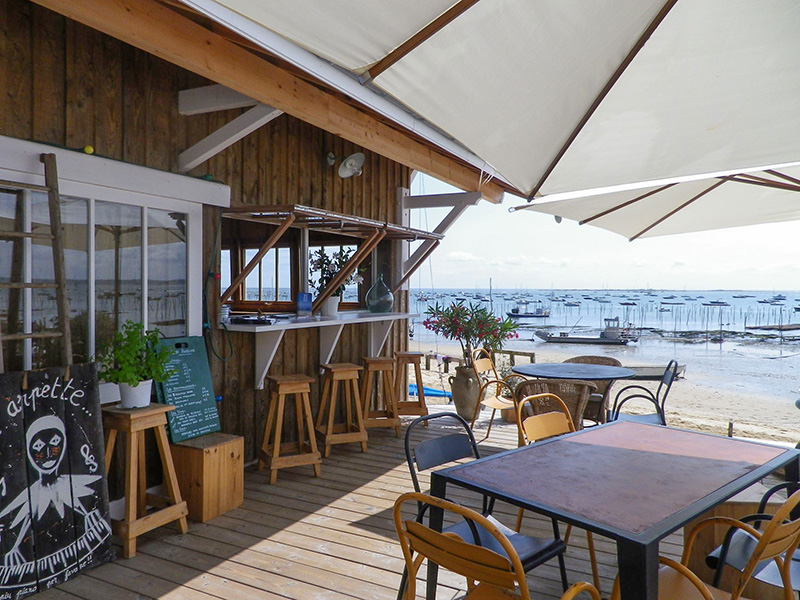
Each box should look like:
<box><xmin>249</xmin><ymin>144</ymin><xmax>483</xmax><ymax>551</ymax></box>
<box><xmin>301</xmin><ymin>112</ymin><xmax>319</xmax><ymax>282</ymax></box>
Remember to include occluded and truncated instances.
<box><xmin>409</xmin><ymin>288</ymin><xmax>800</xmax><ymax>407</ymax></box>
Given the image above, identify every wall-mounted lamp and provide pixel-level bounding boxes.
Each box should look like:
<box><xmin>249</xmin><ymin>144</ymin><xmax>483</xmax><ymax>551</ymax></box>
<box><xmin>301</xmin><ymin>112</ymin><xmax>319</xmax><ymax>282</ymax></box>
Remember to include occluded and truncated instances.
<box><xmin>326</xmin><ymin>152</ymin><xmax>365</xmax><ymax>178</ymax></box>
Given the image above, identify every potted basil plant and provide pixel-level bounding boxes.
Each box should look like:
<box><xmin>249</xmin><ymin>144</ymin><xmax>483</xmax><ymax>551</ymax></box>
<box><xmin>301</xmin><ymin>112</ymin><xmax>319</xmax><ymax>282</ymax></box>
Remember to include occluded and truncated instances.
<box><xmin>97</xmin><ymin>320</ymin><xmax>174</xmax><ymax>409</ymax></box>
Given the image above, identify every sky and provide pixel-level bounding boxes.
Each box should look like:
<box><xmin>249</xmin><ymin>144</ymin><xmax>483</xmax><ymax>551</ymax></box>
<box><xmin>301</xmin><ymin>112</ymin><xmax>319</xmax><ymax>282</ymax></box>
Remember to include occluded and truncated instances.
<box><xmin>408</xmin><ymin>174</ymin><xmax>800</xmax><ymax>292</ymax></box>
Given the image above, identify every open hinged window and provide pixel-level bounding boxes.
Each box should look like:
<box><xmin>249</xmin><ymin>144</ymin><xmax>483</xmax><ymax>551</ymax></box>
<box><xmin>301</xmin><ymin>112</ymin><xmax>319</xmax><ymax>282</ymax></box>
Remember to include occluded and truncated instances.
<box><xmin>220</xmin><ymin>204</ymin><xmax>442</xmax><ymax>313</ymax></box>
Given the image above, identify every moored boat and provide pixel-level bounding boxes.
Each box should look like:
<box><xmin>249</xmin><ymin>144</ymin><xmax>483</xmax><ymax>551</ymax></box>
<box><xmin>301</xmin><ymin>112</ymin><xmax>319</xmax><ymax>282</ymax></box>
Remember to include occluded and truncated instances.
<box><xmin>507</xmin><ymin>305</ymin><xmax>550</xmax><ymax>318</ymax></box>
<box><xmin>535</xmin><ymin>317</ymin><xmax>637</xmax><ymax>345</ymax></box>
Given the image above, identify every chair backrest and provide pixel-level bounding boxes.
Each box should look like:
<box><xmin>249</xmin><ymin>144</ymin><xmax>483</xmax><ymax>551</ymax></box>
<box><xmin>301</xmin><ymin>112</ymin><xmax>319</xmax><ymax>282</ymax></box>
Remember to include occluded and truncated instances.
<box><xmin>515</xmin><ymin>379</ymin><xmax>597</xmax><ymax>429</ymax></box>
<box><xmin>393</xmin><ymin>491</ymin><xmax>531</xmax><ymax>600</ymax></box>
<box><xmin>655</xmin><ymin>359</ymin><xmax>680</xmax><ymax>409</ymax></box>
<box><xmin>563</xmin><ymin>356</ymin><xmax>623</xmax><ymax>423</ymax></box>
<box><xmin>516</xmin><ymin>393</ymin><xmax>575</xmax><ymax>444</ymax></box>
<box><xmin>404</xmin><ymin>413</ymin><xmax>480</xmax><ymax>493</ymax></box>
<box><xmin>472</xmin><ymin>347</ymin><xmax>499</xmax><ymax>381</ymax></box>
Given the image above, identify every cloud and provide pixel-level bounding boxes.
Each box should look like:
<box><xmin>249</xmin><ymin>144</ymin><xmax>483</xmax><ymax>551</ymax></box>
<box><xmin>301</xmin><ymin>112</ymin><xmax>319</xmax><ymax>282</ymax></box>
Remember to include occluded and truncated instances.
<box><xmin>446</xmin><ymin>251</ymin><xmax>480</xmax><ymax>262</ymax></box>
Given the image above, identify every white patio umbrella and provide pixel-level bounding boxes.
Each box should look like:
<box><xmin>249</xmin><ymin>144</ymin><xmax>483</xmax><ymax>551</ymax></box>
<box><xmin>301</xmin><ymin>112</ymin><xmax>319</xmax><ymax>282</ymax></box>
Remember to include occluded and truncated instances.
<box><xmin>511</xmin><ymin>162</ymin><xmax>800</xmax><ymax>240</ymax></box>
<box><xmin>180</xmin><ymin>0</ymin><xmax>800</xmax><ymax>200</ymax></box>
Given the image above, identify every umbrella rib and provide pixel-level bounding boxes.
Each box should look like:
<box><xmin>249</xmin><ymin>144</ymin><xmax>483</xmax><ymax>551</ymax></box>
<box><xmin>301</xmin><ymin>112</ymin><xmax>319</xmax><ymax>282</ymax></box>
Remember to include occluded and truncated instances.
<box><xmin>629</xmin><ymin>178</ymin><xmax>729</xmax><ymax>241</ymax></box>
<box><xmin>765</xmin><ymin>169</ymin><xmax>800</xmax><ymax>188</ymax></box>
<box><xmin>728</xmin><ymin>174</ymin><xmax>800</xmax><ymax>193</ymax></box>
<box><xmin>580</xmin><ymin>183</ymin><xmax>677</xmax><ymax>225</ymax></box>
<box><xmin>527</xmin><ymin>0</ymin><xmax>679</xmax><ymax>200</ymax></box>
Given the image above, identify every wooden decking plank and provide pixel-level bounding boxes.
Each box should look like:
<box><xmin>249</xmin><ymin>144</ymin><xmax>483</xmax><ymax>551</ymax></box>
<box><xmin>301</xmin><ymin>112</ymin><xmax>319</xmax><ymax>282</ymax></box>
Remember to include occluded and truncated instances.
<box><xmin>81</xmin><ymin>561</ymin><xmax>218</xmax><ymax>600</ymax></box>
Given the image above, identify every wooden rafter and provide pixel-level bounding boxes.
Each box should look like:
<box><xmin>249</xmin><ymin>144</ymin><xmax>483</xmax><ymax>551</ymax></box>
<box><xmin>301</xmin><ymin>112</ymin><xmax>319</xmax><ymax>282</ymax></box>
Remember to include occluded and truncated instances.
<box><xmin>36</xmin><ymin>0</ymin><xmax>509</xmax><ymax>203</ymax></box>
<box><xmin>360</xmin><ymin>0</ymin><xmax>480</xmax><ymax>84</ymax></box>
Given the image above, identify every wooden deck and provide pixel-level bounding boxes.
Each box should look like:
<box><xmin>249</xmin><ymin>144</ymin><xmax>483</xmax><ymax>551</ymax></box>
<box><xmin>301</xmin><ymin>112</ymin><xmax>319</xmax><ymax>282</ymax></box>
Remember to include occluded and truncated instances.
<box><xmin>38</xmin><ymin>412</ymin><xmax>686</xmax><ymax>600</ymax></box>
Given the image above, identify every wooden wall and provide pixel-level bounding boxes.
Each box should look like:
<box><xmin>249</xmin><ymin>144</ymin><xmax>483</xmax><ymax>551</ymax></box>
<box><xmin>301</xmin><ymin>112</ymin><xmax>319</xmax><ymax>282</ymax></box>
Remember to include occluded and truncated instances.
<box><xmin>1</xmin><ymin>0</ymin><xmax>411</xmax><ymax>459</ymax></box>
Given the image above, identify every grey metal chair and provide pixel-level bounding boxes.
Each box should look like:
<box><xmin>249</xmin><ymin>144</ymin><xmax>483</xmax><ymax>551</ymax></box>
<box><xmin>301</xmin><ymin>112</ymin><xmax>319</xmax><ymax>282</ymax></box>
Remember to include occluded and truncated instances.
<box><xmin>609</xmin><ymin>359</ymin><xmax>679</xmax><ymax>425</ymax></box>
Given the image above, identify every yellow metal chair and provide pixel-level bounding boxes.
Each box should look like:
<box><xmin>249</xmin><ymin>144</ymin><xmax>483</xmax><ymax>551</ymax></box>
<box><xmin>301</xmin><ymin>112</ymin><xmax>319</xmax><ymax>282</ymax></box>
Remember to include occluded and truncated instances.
<box><xmin>609</xmin><ymin>488</ymin><xmax>800</xmax><ymax>600</ymax></box>
<box><xmin>470</xmin><ymin>348</ymin><xmax>524</xmax><ymax>443</ymax></box>
<box><xmin>514</xmin><ymin>393</ymin><xmax>600</xmax><ymax>592</ymax></box>
<box><xmin>393</xmin><ymin>491</ymin><xmax>602</xmax><ymax>600</ymax></box>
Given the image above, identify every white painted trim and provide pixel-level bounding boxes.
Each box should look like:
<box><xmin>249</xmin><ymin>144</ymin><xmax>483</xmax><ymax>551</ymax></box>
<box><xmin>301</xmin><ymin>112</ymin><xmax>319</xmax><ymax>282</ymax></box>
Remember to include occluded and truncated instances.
<box><xmin>177</xmin><ymin>0</ymin><xmax>511</xmax><ymax>186</ymax></box>
<box><xmin>402</xmin><ymin>191</ymin><xmax>481</xmax><ymax>209</ymax></box>
<box><xmin>0</xmin><ymin>135</ymin><xmax>230</xmax><ymax>208</ymax></box>
<box><xmin>178</xmin><ymin>104</ymin><xmax>283</xmax><ymax>173</ymax></box>
<box><xmin>178</xmin><ymin>84</ymin><xmax>258</xmax><ymax>115</ymax></box>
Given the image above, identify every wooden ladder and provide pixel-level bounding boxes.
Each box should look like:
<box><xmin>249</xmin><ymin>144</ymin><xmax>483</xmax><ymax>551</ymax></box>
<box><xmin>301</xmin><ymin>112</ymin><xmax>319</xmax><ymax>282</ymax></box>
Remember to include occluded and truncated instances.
<box><xmin>0</xmin><ymin>153</ymin><xmax>73</xmax><ymax>372</ymax></box>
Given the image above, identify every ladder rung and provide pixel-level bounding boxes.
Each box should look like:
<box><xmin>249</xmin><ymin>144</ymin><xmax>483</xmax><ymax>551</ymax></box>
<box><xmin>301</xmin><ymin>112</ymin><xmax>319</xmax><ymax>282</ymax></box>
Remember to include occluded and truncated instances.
<box><xmin>0</xmin><ymin>231</ymin><xmax>55</xmax><ymax>240</ymax></box>
<box><xmin>1</xmin><ymin>331</ymin><xmax>63</xmax><ymax>341</ymax></box>
<box><xmin>0</xmin><ymin>282</ymin><xmax>59</xmax><ymax>289</ymax></box>
<box><xmin>0</xmin><ymin>178</ymin><xmax>50</xmax><ymax>193</ymax></box>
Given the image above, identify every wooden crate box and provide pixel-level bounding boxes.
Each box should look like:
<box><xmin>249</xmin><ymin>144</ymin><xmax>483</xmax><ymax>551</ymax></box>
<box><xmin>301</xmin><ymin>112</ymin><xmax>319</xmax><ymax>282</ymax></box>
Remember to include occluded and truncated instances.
<box><xmin>170</xmin><ymin>433</ymin><xmax>244</xmax><ymax>523</ymax></box>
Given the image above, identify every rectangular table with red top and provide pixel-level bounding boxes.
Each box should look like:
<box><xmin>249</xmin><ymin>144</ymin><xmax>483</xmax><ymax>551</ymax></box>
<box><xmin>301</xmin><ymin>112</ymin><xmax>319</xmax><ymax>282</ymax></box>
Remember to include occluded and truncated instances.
<box><xmin>428</xmin><ymin>421</ymin><xmax>797</xmax><ymax>600</ymax></box>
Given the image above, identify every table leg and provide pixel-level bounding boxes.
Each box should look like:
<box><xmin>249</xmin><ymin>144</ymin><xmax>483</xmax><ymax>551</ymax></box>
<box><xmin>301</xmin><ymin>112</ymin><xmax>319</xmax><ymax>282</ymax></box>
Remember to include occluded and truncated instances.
<box><xmin>427</xmin><ymin>473</ymin><xmax>446</xmax><ymax>600</ymax></box>
<box><xmin>616</xmin><ymin>539</ymin><xmax>658</xmax><ymax>600</ymax></box>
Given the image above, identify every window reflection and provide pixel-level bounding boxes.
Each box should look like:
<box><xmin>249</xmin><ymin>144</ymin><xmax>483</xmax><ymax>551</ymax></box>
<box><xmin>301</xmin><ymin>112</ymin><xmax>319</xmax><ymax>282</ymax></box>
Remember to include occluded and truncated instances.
<box><xmin>0</xmin><ymin>189</ymin><xmax>25</xmax><ymax>371</ymax></box>
<box><xmin>148</xmin><ymin>209</ymin><xmax>186</xmax><ymax>337</ymax></box>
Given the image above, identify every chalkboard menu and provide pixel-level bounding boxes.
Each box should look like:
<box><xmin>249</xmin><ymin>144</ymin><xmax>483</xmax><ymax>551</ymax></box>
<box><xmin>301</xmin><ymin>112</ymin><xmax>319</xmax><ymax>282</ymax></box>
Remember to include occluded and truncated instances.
<box><xmin>155</xmin><ymin>336</ymin><xmax>221</xmax><ymax>443</ymax></box>
<box><xmin>0</xmin><ymin>363</ymin><xmax>114</xmax><ymax>599</ymax></box>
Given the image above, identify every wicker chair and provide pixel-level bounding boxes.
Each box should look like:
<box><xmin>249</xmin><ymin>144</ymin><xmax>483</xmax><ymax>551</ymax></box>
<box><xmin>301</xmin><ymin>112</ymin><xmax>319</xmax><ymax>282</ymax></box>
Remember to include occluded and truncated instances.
<box><xmin>514</xmin><ymin>378</ymin><xmax>597</xmax><ymax>430</ymax></box>
<box><xmin>563</xmin><ymin>355</ymin><xmax>622</xmax><ymax>426</ymax></box>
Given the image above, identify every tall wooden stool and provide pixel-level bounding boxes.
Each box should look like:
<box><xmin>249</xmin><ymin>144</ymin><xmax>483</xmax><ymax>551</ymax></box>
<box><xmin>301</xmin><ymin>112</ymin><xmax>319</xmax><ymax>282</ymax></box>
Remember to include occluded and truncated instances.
<box><xmin>258</xmin><ymin>374</ymin><xmax>321</xmax><ymax>483</ymax></box>
<box><xmin>395</xmin><ymin>351</ymin><xmax>429</xmax><ymax>420</ymax></box>
<box><xmin>360</xmin><ymin>357</ymin><xmax>401</xmax><ymax>437</ymax></box>
<box><xmin>102</xmin><ymin>403</ymin><xmax>189</xmax><ymax>558</ymax></box>
<box><xmin>315</xmin><ymin>363</ymin><xmax>368</xmax><ymax>457</ymax></box>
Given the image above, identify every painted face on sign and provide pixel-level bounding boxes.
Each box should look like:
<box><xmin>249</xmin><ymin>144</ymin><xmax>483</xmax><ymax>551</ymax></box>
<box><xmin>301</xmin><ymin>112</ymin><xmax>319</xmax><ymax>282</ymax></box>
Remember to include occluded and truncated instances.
<box><xmin>26</xmin><ymin>415</ymin><xmax>67</xmax><ymax>475</ymax></box>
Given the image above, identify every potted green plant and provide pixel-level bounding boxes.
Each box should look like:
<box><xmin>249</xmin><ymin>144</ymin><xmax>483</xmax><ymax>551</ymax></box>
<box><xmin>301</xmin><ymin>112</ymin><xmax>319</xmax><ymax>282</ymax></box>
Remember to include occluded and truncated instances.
<box><xmin>97</xmin><ymin>320</ymin><xmax>174</xmax><ymax>409</ymax></box>
<box><xmin>309</xmin><ymin>247</ymin><xmax>363</xmax><ymax>316</ymax></box>
<box><xmin>423</xmin><ymin>302</ymin><xmax>518</xmax><ymax>419</ymax></box>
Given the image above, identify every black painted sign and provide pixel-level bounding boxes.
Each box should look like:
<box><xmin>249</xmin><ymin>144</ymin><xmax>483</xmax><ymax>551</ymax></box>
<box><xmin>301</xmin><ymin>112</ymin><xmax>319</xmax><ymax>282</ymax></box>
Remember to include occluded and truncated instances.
<box><xmin>155</xmin><ymin>337</ymin><xmax>220</xmax><ymax>443</ymax></box>
<box><xmin>0</xmin><ymin>363</ymin><xmax>113</xmax><ymax>599</ymax></box>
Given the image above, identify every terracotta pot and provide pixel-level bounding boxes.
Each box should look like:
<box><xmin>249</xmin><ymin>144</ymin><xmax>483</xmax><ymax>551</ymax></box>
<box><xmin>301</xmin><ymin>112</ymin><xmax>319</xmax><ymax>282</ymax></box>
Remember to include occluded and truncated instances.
<box><xmin>448</xmin><ymin>366</ymin><xmax>480</xmax><ymax>421</ymax></box>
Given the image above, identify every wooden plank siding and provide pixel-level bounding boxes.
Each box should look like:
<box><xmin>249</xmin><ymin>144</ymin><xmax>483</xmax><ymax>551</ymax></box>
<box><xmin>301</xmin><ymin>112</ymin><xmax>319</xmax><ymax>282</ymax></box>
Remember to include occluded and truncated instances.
<box><xmin>33</xmin><ymin>412</ymin><xmax>686</xmax><ymax>600</ymax></box>
<box><xmin>0</xmin><ymin>0</ymin><xmax>411</xmax><ymax>459</ymax></box>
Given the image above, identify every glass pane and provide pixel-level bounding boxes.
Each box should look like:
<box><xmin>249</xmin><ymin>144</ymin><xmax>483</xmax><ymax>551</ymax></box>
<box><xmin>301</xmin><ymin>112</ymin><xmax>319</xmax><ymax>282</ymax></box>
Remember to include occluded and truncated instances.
<box><xmin>0</xmin><ymin>189</ymin><xmax>25</xmax><ymax>371</ymax></box>
<box><xmin>259</xmin><ymin>249</ymin><xmax>277</xmax><ymax>301</ymax></box>
<box><xmin>244</xmin><ymin>249</ymin><xmax>259</xmax><ymax>300</ymax></box>
<box><xmin>148</xmin><ymin>209</ymin><xmax>187</xmax><ymax>337</ymax></box>
<box><xmin>277</xmin><ymin>247</ymin><xmax>291</xmax><ymax>301</ymax></box>
<box><xmin>310</xmin><ymin>244</ymin><xmax>358</xmax><ymax>301</ymax></box>
<box><xmin>30</xmin><ymin>194</ymin><xmax>89</xmax><ymax>367</ymax></box>
<box><xmin>220</xmin><ymin>249</ymin><xmax>231</xmax><ymax>291</ymax></box>
<box><xmin>95</xmin><ymin>201</ymin><xmax>142</xmax><ymax>352</ymax></box>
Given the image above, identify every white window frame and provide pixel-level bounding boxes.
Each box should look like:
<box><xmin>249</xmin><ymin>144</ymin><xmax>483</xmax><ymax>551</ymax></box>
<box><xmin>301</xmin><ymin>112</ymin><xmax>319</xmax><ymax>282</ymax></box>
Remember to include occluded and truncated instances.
<box><xmin>0</xmin><ymin>135</ymin><xmax>230</xmax><ymax>360</ymax></box>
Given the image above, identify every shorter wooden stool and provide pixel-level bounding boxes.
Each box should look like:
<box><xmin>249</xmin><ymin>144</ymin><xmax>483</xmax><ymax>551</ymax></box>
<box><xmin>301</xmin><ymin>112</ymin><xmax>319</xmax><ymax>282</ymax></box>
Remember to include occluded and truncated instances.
<box><xmin>395</xmin><ymin>351</ymin><xmax>429</xmax><ymax>420</ymax></box>
<box><xmin>258</xmin><ymin>374</ymin><xmax>321</xmax><ymax>483</ymax></box>
<box><xmin>103</xmin><ymin>403</ymin><xmax>189</xmax><ymax>558</ymax></box>
<box><xmin>315</xmin><ymin>363</ymin><xmax>368</xmax><ymax>457</ymax></box>
<box><xmin>360</xmin><ymin>357</ymin><xmax>401</xmax><ymax>437</ymax></box>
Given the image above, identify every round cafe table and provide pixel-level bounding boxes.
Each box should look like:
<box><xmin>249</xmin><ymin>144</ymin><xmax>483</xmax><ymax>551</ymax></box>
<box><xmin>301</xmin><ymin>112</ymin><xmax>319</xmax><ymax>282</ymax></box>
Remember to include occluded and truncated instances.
<box><xmin>511</xmin><ymin>362</ymin><xmax>635</xmax><ymax>380</ymax></box>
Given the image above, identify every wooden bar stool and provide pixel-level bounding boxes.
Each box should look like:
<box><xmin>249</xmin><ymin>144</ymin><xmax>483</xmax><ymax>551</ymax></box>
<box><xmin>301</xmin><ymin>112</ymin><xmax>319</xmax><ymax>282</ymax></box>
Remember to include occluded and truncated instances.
<box><xmin>315</xmin><ymin>363</ymin><xmax>368</xmax><ymax>457</ymax></box>
<box><xmin>102</xmin><ymin>403</ymin><xmax>189</xmax><ymax>558</ymax></box>
<box><xmin>360</xmin><ymin>357</ymin><xmax>401</xmax><ymax>437</ymax></box>
<box><xmin>258</xmin><ymin>374</ymin><xmax>321</xmax><ymax>483</ymax></box>
<box><xmin>395</xmin><ymin>351</ymin><xmax>429</xmax><ymax>420</ymax></box>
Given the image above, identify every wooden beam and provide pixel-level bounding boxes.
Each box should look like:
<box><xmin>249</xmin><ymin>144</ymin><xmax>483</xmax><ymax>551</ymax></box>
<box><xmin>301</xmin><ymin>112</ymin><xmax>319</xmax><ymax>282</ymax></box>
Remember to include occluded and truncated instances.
<box><xmin>178</xmin><ymin>103</ymin><xmax>283</xmax><ymax>172</ymax></box>
<box><xmin>360</xmin><ymin>0</ymin><xmax>480</xmax><ymax>84</ymax></box>
<box><xmin>220</xmin><ymin>215</ymin><xmax>295</xmax><ymax>304</ymax></box>
<box><xmin>178</xmin><ymin>84</ymin><xmax>258</xmax><ymax>115</ymax></box>
<box><xmin>403</xmin><ymin>191</ymin><xmax>481</xmax><ymax>209</ymax></box>
<box><xmin>394</xmin><ymin>240</ymin><xmax>439</xmax><ymax>294</ymax></box>
<box><xmin>35</xmin><ymin>0</ymin><xmax>506</xmax><ymax>203</ymax></box>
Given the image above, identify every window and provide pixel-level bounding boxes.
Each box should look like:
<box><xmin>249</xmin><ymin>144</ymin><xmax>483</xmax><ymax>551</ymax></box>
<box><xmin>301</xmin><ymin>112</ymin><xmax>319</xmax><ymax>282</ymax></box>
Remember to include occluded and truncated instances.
<box><xmin>0</xmin><ymin>135</ymin><xmax>229</xmax><ymax>370</ymax></box>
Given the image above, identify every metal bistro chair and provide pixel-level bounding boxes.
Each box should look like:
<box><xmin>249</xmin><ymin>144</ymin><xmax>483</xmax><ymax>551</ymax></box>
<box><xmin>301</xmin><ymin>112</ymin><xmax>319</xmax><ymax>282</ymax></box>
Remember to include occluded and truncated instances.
<box><xmin>470</xmin><ymin>347</ymin><xmax>525</xmax><ymax>443</ymax></box>
<box><xmin>393</xmin><ymin>491</ymin><xmax>602</xmax><ymax>600</ymax></box>
<box><xmin>609</xmin><ymin>359</ymin><xmax>679</xmax><ymax>426</ymax></box>
<box><xmin>563</xmin><ymin>355</ymin><xmax>622</xmax><ymax>426</ymax></box>
<box><xmin>514</xmin><ymin>393</ymin><xmax>601</xmax><ymax>591</ymax></box>
<box><xmin>401</xmin><ymin>413</ymin><xmax>569</xmax><ymax>597</ymax></box>
<box><xmin>610</xmin><ymin>487</ymin><xmax>800</xmax><ymax>600</ymax></box>
<box><xmin>705</xmin><ymin>480</ymin><xmax>800</xmax><ymax>596</ymax></box>
<box><xmin>514</xmin><ymin>378</ymin><xmax>597</xmax><ymax>431</ymax></box>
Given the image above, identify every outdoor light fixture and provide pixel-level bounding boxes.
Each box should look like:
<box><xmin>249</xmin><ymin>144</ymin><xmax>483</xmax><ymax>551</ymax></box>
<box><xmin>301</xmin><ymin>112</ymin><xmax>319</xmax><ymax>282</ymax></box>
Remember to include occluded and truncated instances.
<box><xmin>326</xmin><ymin>152</ymin><xmax>365</xmax><ymax>178</ymax></box>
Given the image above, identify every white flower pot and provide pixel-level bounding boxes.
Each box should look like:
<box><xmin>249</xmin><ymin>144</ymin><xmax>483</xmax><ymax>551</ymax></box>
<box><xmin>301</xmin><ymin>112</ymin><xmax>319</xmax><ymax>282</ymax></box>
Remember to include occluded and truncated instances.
<box><xmin>119</xmin><ymin>379</ymin><xmax>153</xmax><ymax>409</ymax></box>
<box><xmin>320</xmin><ymin>296</ymin><xmax>340</xmax><ymax>317</ymax></box>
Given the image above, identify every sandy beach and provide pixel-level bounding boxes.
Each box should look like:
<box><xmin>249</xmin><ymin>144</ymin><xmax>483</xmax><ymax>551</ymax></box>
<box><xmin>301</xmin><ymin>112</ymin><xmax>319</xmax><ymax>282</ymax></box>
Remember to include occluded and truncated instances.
<box><xmin>406</xmin><ymin>339</ymin><xmax>800</xmax><ymax>445</ymax></box>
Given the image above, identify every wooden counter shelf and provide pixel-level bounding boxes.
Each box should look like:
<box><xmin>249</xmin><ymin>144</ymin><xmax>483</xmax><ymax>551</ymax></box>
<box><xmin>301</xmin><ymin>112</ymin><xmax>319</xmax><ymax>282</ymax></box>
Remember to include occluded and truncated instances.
<box><xmin>226</xmin><ymin>311</ymin><xmax>417</xmax><ymax>389</ymax></box>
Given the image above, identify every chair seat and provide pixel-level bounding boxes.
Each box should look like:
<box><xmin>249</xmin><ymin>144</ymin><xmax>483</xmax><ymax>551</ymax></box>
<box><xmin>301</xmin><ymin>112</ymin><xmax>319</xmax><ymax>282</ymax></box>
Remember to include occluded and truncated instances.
<box><xmin>447</xmin><ymin>515</ymin><xmax>566</xmax><ymax>572</ymax></box>
<box><xmin>464</xmin><ymin>584</ymin><xmax>522</xmax><ymax>599</ymax></box>
<box><xmin>481</xmin><ymin>395</ymin><xmax>515</xmax><ymax>411</ymax></box>
<box><xmin>658</xmin><ymin>564</ymin><xmax>750</xmax><ymax>600</ymax></box>
<box><xmin>707</xmin><ymin>529</ymin><xmax>800</xmax><ymax>590</ymax></box>
<box><xmin>614</xmin><ymin>412</ymin><xmax>663</xmax><ymax>425</ymax></box>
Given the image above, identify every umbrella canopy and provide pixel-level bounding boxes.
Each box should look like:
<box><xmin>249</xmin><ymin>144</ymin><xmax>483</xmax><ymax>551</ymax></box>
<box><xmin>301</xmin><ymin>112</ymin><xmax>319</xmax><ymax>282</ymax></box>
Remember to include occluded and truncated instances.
<box><xmin>512</xmin><ymin>162</ymin><xmax>800</xmax><ymax>240</ymax></box>
<box><xmin>180</xmin><ymin>0</ymin><xmax>800</xmax><ymax>199</ymax></box>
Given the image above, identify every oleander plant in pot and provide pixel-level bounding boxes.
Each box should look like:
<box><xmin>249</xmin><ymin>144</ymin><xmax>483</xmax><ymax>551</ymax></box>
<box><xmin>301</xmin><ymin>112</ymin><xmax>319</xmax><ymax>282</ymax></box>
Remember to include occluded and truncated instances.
<box><xmin>423</xmin><ymin>301</ymin><xmax>518</xmax><ymax>420</ymax></box>
<box><xmin>97</xmin><ymin>320</ymin><xmax>174</xmax><ymax>409</ymax></box>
